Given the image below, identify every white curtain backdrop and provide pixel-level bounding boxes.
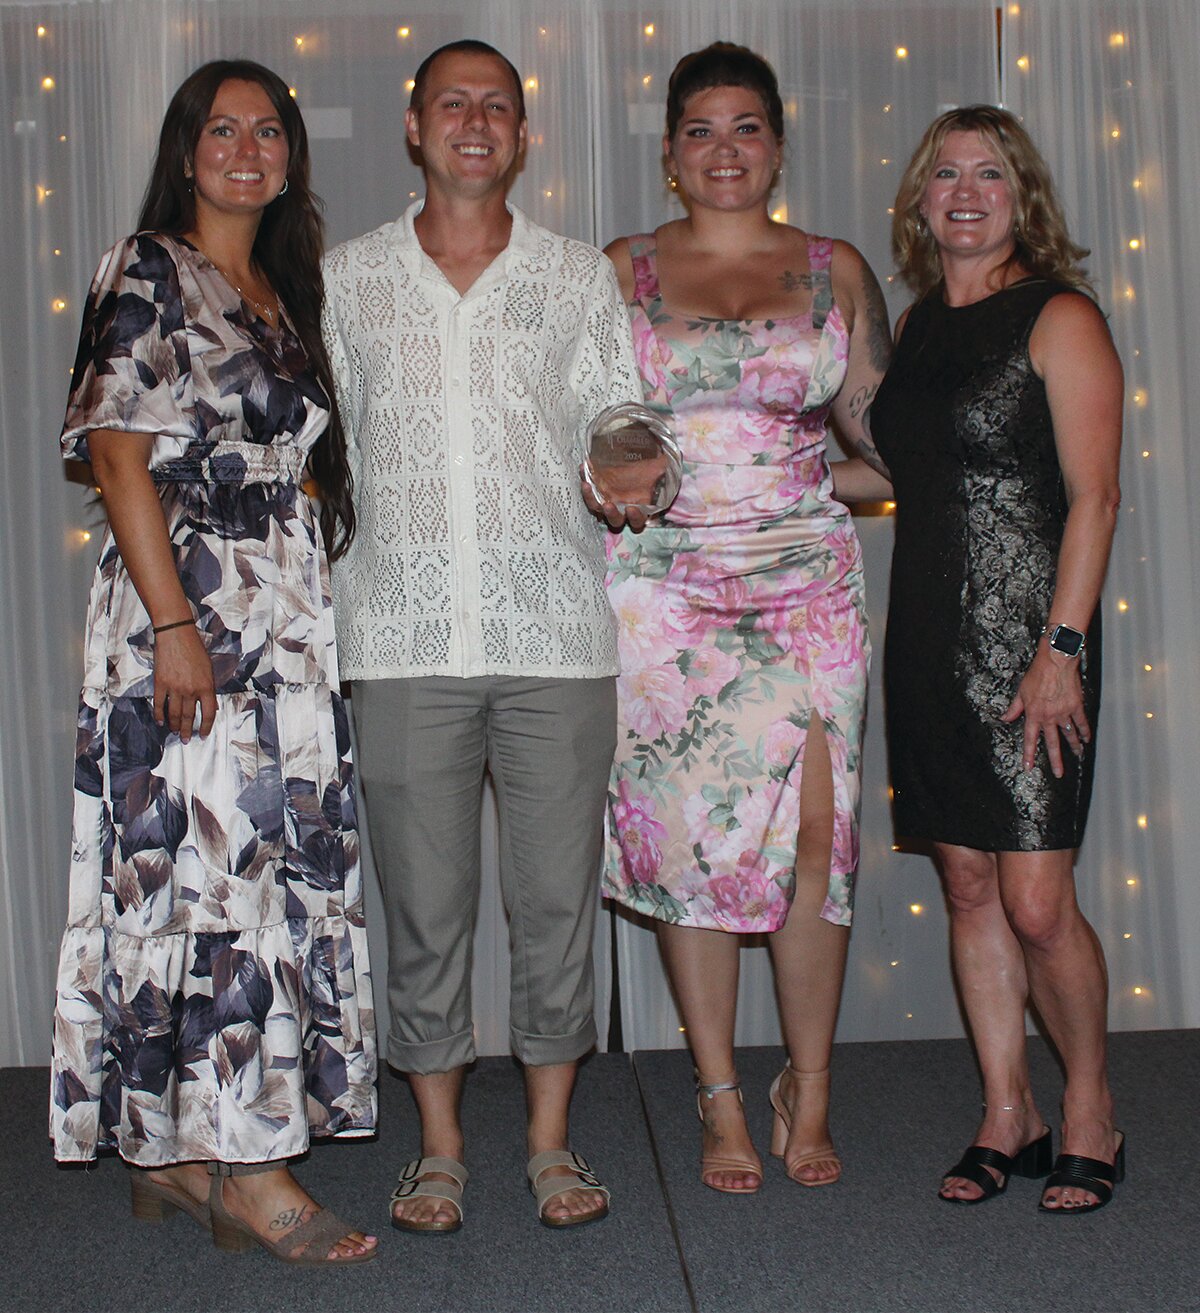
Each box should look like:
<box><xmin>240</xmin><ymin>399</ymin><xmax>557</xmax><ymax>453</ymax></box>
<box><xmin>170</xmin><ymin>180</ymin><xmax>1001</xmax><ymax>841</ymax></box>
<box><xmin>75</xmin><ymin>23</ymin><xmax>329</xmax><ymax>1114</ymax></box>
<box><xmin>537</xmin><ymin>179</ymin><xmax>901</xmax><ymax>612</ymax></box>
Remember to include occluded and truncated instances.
<box><xmin>2</xmin><ymin>0</ymin><xmax>1195</xmax><ymax>1067</ymax></box>
<box><xmin>1007</xmin><ymin>0</ymin><xmax>1200</xmax><ymax>1033</ymax></box>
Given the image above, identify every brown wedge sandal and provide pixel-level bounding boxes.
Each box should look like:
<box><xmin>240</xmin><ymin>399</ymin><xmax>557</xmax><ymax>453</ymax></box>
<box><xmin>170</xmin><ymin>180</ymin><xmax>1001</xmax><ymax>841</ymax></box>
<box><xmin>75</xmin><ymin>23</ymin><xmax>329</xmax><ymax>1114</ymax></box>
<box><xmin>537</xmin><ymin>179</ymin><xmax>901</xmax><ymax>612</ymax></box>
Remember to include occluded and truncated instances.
<box><xmin>129</xmin><ymin>1167</ymin><xmax>211</xmax><ymax>1231</ymax></box>
<box><xmin>208</xmin><ymin>1161</ymin><xmax>378</xmax><ymax>1266</ymax></box>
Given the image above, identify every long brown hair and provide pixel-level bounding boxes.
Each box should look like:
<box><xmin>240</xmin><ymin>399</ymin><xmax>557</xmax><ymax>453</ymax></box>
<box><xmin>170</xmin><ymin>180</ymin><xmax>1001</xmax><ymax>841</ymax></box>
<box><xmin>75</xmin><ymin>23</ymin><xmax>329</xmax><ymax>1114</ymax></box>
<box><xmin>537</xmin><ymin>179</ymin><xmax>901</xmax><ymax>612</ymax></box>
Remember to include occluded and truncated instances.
<box><xmin>139</xmin><ymin>59</ymin><xmax>355</xmax><ymax>558</ymax></box>
<box><xmin>892</xmin><ymin>104</ymin><xmax>1092</xmax><ymax>300</ymax></box>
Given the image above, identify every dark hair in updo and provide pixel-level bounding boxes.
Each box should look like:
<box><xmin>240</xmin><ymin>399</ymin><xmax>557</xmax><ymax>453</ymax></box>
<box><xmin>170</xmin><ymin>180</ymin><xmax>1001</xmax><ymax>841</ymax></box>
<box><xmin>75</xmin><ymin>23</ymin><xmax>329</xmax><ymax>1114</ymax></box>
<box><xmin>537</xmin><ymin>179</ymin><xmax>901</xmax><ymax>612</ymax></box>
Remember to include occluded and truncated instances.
<box><xmin>665</xmin><ymin>43</ymin><xmax>784</xmax><ymax>141</ymax></box>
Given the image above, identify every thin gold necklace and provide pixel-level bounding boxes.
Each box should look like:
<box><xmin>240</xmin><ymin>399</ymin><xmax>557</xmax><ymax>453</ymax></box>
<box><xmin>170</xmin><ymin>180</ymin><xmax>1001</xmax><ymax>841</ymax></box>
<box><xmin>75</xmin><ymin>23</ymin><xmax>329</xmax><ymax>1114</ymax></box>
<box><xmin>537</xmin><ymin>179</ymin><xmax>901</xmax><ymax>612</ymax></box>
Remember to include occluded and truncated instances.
<box><xmin>207</xmin><ymin>255</ymin><xmax>279</xmax><ymax>326</ymax></box>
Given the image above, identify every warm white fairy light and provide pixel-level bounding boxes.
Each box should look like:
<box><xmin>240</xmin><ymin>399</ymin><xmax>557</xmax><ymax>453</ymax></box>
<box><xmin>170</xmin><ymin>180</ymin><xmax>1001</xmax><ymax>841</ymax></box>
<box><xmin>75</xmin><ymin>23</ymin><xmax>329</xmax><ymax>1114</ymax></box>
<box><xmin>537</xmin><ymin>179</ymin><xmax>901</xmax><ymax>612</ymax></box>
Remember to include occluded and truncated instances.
<box><xmin>396</xmin><ymin>26</ymin><xmax>410</xmax><ymax>39</ymax></box>
<box><xmin>1132</xmin><ymin>177</ymin><xmax>1143</xmax><ymax>190</ymax></box>
<box><xmin>884</xmin><ymin>500</ymin><xmax>896</xmax><ymax>512</ymax></box>
<box><xmin>1109</xmin><ymin>32</ymin><xmax>1127</xmax><ymax>47</ymax></box>
<box><xmin>771</xmin><ymin>206</ymin><xmax>787</xmax><ymax>223</ymax></box>
<box><xmin>1008</xmin><ymin>3</ymin><xmax>1020</xmax><ymax>14</ymax></box>
<box><xmin>1141</xmin><ymin>450</ymin><xmax>1150</xmax><ymax>458</ymax></box>
<box><xmin>294</xmin><ymin>35</ymin><xmax>305</xmax><ymax>50</ymax></box>
<box><xmin>41</xmin><ymin>75</ymin><xmax>55</xmax><ymax>90</ymax></box>
<box><xmin>880</xmin><ymin>158</ymin><xmax>891</xmax><ymax>165</ymax></box>
<box><xmin>525</xmin><ymin>76</ymin><xmax>539</xmax><ymax>91</ymax></box>
<box><xmin>37</xmin><ymin>23</ymin><xmax>46</xmax><ymax>36</ymax></box>
<box><xmin>1137</xmin><ymin>814</ymin><xmax>1148</xmax><ymax>829</ymax></box>
<box><xmin>1123</xmin><ymin>932</ymin><xmax>1132</xmax><ymax>939</ymax></box>
<box><xmin>1016</xmin><ymin>56</ymin><xmax>1030</xmax><ymax>70</ymax></box>
<box><xmin>288</xmin><ymin>87</ymin><xmax>297</xmax><ymax>99</ymax></box>
<box><xmin>1110</xmin><ymin>127</ymin><xmax>1121</xmax><ymax>140</ymax></box>
<box><xmin>889</xmin><ymin>960</ymin><xmax>900</xmax><ymax>968</ymax></box>
<box><xmin>883</xmin><ymin>103</ymin><xmax>892</xmax><ymax>113</ymax></box>
<box><xmin>404</xmin><ymin>79</ymin><xmax>415</xmax><ymax>92</ymax></box>
<box><xmin>1145</xmin><ymin>712</ymin><xmax>1154</xmax><ymax>720</ymax></box>
<box><xmin>895</xmin><ymin>47</ymin><xmax>908</xmax><ymax>60</ymax></box>
<box><xmin>1143</xmin><ymin>663</ymin><xmax>1152</xmax><ymax>671</ymax></box>
<box><xmin>53</xmin><ymin>247</ymin><xmax>61</xmax><ymax>256</ymax></box>
<box><xmin>543</xmin><ymin>189</ymin><xmax>553</xmax><ymax>198</ymax></box>
<box><xmin>643</xmin><ymin>74</ymin><xmax>653</xmax><ymax>86</ymax></box>
<box><xmin>1117</xmin><ymin>599</ymin><xmax>1129</xmax><ymax>612</ymax></box>
<box><xmin>909</xmin><ymin>903</ymin><xmax>923</xmax><ymax>916</ymax></box>
<box><xmin>1133</xmin><ymin>388</ymin><xmax>1148</xmax><ymax>407</ymax></box>
<box><xmin>51</xmin><ymin>297</ymin><xmax>67</xmax><ymax>312</ymax></box>
<box><xmin>1128</xmin><ymin>237</ymin><xmax>1142</xmax><ymax>250</ymax></box>
<box><xmin>1127</xmin><ymin>877</ymin><xmax>1139</xmax><ymax>887</ymax></box>
<box><xmin>58</xmin><ymin>134</ymin><xmax>66</xmax><ymax>143</ymax></box>
<box><xmin>643</xmin><ymin>23</ymin><xmax>656</xmax><ymax>36</ymax></box>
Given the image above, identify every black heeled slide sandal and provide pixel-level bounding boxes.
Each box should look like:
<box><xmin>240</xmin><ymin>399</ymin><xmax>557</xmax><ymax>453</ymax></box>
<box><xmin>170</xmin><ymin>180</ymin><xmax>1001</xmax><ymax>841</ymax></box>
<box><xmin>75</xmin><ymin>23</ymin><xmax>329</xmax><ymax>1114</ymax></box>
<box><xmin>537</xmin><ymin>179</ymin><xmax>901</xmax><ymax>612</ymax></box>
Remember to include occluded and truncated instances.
<box><xmin>939</xmin><ymin>1128</ymin><xmax>1053</xmax><ymax>1205</ymax></box>
<box><xmin>1038</xmin><ymin>1133</ymin><xmax>1125</xmax><ymax>1215</ymax></box>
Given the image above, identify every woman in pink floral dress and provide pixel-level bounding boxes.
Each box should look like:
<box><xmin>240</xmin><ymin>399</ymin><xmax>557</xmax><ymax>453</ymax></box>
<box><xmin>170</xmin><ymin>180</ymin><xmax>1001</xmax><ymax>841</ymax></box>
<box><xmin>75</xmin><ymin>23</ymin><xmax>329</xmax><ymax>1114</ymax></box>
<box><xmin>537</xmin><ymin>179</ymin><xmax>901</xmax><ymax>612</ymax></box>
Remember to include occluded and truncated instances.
<box><xmin>595</xmin><ymin>45</ymin><xmax>894</xmax><ymax>1193</ymax></box>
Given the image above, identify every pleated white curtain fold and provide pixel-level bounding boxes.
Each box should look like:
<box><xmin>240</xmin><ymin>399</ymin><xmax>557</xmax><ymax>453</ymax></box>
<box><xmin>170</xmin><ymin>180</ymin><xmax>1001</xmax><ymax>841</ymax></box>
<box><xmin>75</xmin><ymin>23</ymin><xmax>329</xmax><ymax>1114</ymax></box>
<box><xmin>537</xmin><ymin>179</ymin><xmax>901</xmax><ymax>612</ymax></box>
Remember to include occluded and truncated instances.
<box><xmin>1</xmin><ymin>0</ymin><xmax>1195</xmax><ymax>1067</ymax></box>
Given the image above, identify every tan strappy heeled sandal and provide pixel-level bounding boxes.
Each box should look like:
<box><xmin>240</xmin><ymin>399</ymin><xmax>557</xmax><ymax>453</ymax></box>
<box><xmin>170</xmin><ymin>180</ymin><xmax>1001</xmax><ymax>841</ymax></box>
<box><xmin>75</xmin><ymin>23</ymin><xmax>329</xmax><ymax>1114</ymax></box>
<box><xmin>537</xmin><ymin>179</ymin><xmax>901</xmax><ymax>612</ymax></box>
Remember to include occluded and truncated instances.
<box><xmin>696</xmin><ymin>1073</ymin><xmax>763</xmax><ymax>1194</ymax></box>
<box><xmin>769</xmin><ymin>1065</ymin><xmax>842</xmax><ymax>1186</ymax></box>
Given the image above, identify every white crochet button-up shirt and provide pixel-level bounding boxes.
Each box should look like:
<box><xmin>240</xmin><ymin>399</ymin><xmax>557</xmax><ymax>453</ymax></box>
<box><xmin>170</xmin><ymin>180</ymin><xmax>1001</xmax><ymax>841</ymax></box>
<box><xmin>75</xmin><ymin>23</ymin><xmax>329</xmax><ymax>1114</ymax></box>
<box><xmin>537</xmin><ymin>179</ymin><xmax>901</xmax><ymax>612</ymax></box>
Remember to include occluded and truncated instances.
<box><xmin>323</xmin><ymin>203</ymin><xmax>641</xmax><ymax>681</ymax></box>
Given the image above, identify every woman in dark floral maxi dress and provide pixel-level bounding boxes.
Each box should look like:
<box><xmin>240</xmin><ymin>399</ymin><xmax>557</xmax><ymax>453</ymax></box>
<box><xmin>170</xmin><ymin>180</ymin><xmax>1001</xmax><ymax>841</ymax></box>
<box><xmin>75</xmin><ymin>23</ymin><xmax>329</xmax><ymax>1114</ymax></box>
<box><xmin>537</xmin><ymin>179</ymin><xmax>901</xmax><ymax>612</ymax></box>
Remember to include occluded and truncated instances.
<box><xmin>49</xmin><ymin>60</ymin><xmax>378</xmax><ymax>1265</ymax></box>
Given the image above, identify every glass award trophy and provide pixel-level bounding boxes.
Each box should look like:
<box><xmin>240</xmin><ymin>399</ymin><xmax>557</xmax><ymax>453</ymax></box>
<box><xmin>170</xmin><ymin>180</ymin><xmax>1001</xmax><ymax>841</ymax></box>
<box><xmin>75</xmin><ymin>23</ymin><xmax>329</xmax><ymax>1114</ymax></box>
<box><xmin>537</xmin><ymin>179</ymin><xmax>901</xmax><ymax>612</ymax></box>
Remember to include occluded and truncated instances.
<box><xmin>581</xmin><ymin>402</ymin><xmax>682</xmax><ymax>517</ymax></box>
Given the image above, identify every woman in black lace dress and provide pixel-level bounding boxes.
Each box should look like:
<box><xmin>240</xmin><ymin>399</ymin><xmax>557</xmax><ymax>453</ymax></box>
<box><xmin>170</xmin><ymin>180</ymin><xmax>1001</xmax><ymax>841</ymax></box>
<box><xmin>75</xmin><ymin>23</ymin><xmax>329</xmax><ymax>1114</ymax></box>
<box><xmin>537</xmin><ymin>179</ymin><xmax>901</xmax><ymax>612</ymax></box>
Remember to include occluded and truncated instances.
<box><xmin>872</xmin><ymin>107</ymin><xmax>1124</xmax><ymax>1213</ymax></box>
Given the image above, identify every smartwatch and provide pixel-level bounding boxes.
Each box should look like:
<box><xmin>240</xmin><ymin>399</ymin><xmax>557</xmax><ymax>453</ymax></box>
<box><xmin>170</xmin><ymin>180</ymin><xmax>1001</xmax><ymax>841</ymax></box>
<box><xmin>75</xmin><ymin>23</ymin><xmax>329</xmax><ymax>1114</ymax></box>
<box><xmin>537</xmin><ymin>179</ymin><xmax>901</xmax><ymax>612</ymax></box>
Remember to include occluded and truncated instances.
<box><xmin>1045</xmin><ymin>623</ymin><xmax>1086</xmax><ymax>658</ymax></box>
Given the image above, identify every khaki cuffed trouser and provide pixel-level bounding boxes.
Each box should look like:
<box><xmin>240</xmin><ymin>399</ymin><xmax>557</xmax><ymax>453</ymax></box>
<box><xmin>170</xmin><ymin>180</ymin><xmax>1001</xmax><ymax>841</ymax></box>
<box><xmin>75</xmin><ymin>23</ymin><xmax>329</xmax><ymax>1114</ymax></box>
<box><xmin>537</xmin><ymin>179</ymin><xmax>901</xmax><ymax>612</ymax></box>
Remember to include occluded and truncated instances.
<box><xmin>351</xmin><ymin>674</ymin><xmax>617</xmax><ymax>1074</ymax></box>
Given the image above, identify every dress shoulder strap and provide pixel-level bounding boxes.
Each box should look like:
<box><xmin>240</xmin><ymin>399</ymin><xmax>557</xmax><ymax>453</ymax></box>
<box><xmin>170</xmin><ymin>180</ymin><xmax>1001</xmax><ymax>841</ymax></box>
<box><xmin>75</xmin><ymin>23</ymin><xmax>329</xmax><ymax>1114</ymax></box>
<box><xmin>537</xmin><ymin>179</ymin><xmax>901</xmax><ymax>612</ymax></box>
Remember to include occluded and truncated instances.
<box><xmin>625</xmin><ymin>233</ymin><xmax>660</xmax><ymax>303</ymax></box>
<box><xmin>806</xmin><ymin>234</ymin><xmax>835</xmax><ymax>331</ymax></box>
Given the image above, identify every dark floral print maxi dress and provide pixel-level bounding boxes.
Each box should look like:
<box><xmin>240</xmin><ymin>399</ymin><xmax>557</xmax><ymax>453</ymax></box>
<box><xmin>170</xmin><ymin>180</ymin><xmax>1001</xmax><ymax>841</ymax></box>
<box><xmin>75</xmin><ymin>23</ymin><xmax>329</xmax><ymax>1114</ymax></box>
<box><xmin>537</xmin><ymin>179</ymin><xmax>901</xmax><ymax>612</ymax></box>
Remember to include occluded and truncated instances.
<box><xmin>50</xmin><ymin>233</ymin><xmax>377</xmax><ymax>1165</ymax></box>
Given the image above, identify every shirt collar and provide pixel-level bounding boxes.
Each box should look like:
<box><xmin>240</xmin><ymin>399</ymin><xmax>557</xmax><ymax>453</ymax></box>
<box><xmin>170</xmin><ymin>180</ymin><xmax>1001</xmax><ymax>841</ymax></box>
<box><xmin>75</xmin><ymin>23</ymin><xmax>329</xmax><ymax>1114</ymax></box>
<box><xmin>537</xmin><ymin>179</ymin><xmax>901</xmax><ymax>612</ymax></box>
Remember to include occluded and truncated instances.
<box><xmin>395</xmin><ymin>198</ymin><xmax>539</xmax><ymax>283</ymax></box>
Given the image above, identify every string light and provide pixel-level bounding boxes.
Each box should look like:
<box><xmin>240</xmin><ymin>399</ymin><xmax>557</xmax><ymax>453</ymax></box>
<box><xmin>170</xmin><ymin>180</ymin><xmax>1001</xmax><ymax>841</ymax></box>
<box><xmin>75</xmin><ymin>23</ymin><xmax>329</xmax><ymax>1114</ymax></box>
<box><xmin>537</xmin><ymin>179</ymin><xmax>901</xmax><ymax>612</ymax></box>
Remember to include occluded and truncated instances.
<box><xmin>771</xmin><ymin>206</ymin><xmax>787</xmax><ymax>223</ymax></box>
<box><xmin>1016</xmin><ymin>56</ymin><xmax>1030</xmax><ymax>70</ymax></box>
<box><xmin>1008</xmin><ymin>4</ymin><xmax>1020</xmax><ymax>13</ymax></box>
<box><xmin>1137</xmin><ymin>814</ymin><xmax>1148</xmax><ymax>828</ymax></box>
<box><xmin>1141</xmin><ymin>450</ymin><xmax>1150</xmax><ymax>458</ymax></box>
<box><xmin>1145</xmin><ymin>712</ymin><xmax>1154</xmax><ymax>720</ymax></box>
<box><xmin>909</xmin><ymin>903</ymin><xmax>923</xmax><ymax>916</ymax></box>
<box><xmin>1132</xmin><ymin>177</ymin><xmax>1143</xmax><ymax>190</ymax></box>
<box><xmin>1109</xmin><ymin>32</ymin><xmax>1127</xmax><ymax>47</ymax></box>
<box><xmin>58</xmin><ymin>134</ymin><xmax>66</xmax><ymax>143</ymax></box>
<box><xmin>895</xmin><ymin>47</ymin><xmax>908</xmax><ymax>60</ymax></box>
<box><xmin>1133</xmin><ymin>388</ymin><xmax>1148</xmax><ymax>406</ymax></box>
<box><xmin>1123</xmin><ymin>933</ymin><xmax>1133</xmax><ymax>939</ymax></box>
<box><xmin>1126</xmin><ymin>877</ymin><xmax>1139</xmax><ymax>886</ymax></box>
<box><xmin>643</xmin><ymin>75</ymin><xmax>652</xmax><ymax>86</ymax></box>
<box><xmin>884</xmin><ymin>500</ymin><xmax>896</xmax><ymax>511</ymax></box>
<box><xmin>404</xmin><ymin>79</ymin><xmax>415</xmax><ymax>92</ymax></box>
<box><xmin>37</xmin><ymin>23</ymin><xmax>46</xmax><ymax>36</ymax></box>
<box><xmin>543</xmin><ymin>189</ymin><xmax>553</xmax><ymax>198</ymax></box>
<box><xmin>51</xmin><ymin>297</ymin><xmax>67</xmax><ymax>312</ymax></box>
<box><xmin>1143</xmin><ymin>663</ymin><xmax>1153</xmax><ymax>671</ymax></box>
<box><xmin>288</xmin><ymin>87</ymin><xmax>297</xmax><ymax>98</ymax></box>
<box><xmin>1110</xmin><ymin>127</ymin><xmax>1121</xmax><ymax>140</ymax></box>
<box><xmin>643</xmin><ymin>23</ymin><xmax>655</xmax><ymax>36</ymax></box>
<box><xmin>41</xmin><ymin>75</ymin><xmax>55</xmax><ymax>90</ymax></box>
<box><xmin>1117</xmin><ymin>599</ymin><xmax>1129</xmax><ymax>612</ymax></box>
<box><xmin>53</xmin><ymin>247</ymin><xmax>61</xmax><ymax>256</ymax></box>
<box><xmin>1128</xmin><ymin>237</ymin><xmax>1142</xmax><ymax>250</ymax></box>
<box><xmin>883</xmin><ymin>103</ymin><xmax>892</xmax><ymax>113</ymax></box>
<box><xmin>539</xmin><ymin>27</ymin><xmax>547</xmax><ymax>36</ymax></box>
<box><xmin>525</xmin><ymin>76</ymin><xmax>539</xmax><ymax>91</ymax></box>
<box><xmin>396</xmin><ymin>26</ymin><xmax>410</xmax><ymax>39</ymax></box>
<box><xmin>889</xmin><ymin>960</ymin><xmax>900</xmax><ymax>968</ymax></box>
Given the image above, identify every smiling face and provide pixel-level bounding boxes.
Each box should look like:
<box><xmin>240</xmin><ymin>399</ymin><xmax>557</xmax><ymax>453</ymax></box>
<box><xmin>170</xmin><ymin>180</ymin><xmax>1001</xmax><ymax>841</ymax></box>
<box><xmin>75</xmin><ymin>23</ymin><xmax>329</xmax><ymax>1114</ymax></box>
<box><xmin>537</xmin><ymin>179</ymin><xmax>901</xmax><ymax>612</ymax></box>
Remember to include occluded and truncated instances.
<box><xmin>405</xmin><ymin>50</ymin><xmax>526</xmax><ymax>199</ymax></box>
<box><xmin>186</xmin><ymin>78</ymin><xmax>289</xmax><ymax>222</ymax></box>
<box><xmin>920</xmin><ymin>129</ymin><xmax>1017</xmax><ymax>268</ymax></box>
<box><xmin>666</xmin><ymin>84</ymin><xmax>782</xmax><ymax>213</ymax></box>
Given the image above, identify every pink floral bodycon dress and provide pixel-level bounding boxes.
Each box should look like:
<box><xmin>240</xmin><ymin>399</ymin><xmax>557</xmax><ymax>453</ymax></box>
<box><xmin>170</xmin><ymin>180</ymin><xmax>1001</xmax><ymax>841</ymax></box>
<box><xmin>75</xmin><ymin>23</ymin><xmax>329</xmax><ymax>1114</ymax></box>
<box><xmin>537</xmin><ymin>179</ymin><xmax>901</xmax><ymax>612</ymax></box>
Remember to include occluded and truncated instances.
<box><xmin>601</xmin><ymin>232</ymin><xmax>868</xmax><ymax>932</ymax></box>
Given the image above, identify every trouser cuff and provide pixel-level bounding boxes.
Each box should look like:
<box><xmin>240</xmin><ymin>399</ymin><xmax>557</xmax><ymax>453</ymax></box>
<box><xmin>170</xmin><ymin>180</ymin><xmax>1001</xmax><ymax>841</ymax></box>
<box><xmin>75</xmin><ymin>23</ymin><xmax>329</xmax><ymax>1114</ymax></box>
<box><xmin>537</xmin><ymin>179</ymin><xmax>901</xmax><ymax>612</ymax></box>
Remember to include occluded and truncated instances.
<box><xmin>387</xmin><ymin>1025</ymin><xmax>476</xmax><ymax>1075</ymax></box>
<box><xmin>511</xmin><ymin>1018</ymin><xmax>597</xmax><ymax>1067</ymax></box>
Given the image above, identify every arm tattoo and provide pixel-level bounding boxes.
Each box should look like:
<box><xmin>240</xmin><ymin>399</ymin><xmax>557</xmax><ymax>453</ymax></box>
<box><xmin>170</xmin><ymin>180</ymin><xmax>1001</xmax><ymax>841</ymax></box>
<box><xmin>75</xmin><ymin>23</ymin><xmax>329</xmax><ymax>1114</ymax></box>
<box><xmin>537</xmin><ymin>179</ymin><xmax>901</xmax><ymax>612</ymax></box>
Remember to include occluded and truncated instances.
<box><xmin>779</xmin><ymin>269</ymin><xmax>816</xmax><ymax>293</ymax></box>
<box><xmin>848</xmin><ymin>382</ymin><xmax>877</xmax><ymax>420</ymax></box>
<box><xmin>859</xmin><ymin>265</ymin><xmax>893</xmax><ymax>373</ymax></box>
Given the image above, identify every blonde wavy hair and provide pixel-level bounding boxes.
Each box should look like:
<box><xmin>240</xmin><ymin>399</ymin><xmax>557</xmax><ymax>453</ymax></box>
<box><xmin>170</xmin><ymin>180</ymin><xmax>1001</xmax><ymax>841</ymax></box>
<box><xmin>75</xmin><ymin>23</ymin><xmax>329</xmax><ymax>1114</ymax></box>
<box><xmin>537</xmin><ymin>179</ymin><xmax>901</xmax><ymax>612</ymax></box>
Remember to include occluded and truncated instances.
<box><xmin>892</xmin><ymin>105</ymin><xmax>1092</xmax><ymax>299</ymax></box>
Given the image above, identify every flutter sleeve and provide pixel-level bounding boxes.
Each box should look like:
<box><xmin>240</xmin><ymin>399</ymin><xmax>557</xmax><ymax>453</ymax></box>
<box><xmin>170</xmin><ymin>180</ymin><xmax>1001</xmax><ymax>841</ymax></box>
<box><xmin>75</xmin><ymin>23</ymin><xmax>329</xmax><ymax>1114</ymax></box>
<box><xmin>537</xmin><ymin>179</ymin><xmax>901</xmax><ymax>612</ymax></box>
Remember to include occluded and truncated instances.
<box><xmin>61</xmin><ymin>232</ymin><xmax>193</xmax><ymax>464</ymax></box>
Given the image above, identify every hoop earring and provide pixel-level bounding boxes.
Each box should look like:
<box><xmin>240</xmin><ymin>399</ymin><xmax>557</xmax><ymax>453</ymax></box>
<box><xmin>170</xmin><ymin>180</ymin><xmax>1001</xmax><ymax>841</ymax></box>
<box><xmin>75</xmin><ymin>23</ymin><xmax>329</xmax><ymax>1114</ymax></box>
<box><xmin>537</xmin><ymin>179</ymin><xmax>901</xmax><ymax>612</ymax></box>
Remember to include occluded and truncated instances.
<box><xmin>916</xmin><ymin>214</ymin><xmax>928</xmax><ymax>235</ymax></box>
<box><xmin>277</xmin><ymin>178</ymin><xmax>289</xmax><ymax>197</ymax></box>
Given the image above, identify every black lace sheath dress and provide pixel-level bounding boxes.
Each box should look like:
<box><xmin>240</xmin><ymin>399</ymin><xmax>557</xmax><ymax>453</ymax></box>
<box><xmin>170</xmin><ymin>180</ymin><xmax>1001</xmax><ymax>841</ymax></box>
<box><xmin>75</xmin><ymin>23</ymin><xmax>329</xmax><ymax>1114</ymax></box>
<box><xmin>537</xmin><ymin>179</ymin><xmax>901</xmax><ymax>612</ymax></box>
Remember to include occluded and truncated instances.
<box><xmin>872</xmin><ymin>279</ymin><xmax>1099</xmax><ymax>851</ymax></box>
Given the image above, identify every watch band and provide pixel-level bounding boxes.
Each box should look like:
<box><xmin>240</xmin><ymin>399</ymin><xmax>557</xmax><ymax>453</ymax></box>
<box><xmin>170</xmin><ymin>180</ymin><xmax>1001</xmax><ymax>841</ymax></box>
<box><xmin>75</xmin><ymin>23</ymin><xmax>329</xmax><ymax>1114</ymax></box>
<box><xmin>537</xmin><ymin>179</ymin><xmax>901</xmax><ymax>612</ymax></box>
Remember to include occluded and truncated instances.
<box><xmin>1045</xmin><ymin>623</ymin><xmax>1086</xmax><ymax>658</ymax></box>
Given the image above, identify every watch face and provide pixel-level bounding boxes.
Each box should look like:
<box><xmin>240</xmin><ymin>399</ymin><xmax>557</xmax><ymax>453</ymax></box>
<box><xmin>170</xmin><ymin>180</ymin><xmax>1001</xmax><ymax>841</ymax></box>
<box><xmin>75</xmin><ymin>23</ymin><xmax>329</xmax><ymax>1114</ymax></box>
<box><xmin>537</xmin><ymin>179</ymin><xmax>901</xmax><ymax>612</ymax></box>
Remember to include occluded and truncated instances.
<box><xmin>1049</xmin><ymin>624</ymin><xmax>1085</xmax><ymax>657</ymax></box>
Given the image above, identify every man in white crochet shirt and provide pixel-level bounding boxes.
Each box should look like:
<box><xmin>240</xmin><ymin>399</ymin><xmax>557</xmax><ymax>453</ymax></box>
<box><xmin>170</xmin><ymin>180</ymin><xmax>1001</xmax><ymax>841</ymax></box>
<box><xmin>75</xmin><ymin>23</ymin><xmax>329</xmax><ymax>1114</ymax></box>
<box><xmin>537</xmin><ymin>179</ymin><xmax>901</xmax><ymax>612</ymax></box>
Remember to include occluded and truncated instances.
<box><xmin>322</xmin><ymin>39</ymin><xmax>640</xmax><ymax>1233</ymax></box>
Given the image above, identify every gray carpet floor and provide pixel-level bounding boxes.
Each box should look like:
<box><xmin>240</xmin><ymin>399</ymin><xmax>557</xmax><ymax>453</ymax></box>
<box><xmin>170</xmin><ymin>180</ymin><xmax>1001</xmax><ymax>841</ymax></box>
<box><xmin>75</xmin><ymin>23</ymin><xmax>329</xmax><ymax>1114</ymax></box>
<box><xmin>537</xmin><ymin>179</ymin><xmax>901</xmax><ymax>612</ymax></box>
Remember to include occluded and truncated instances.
<box><xmin>2</xmin><ymin>1031</ymin><xmax>1196</xmax><ymax>1313</ymax></box>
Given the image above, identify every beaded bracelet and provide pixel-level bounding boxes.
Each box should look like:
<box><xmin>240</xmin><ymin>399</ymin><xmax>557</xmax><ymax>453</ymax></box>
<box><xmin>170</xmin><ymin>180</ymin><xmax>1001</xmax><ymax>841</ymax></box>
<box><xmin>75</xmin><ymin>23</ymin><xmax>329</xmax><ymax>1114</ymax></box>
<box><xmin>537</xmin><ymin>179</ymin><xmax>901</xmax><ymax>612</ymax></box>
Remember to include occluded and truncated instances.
<box><xmin>152</xmin><ymin>617</ymin><xmax>195</xmax><ymax>635</ymax></box>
